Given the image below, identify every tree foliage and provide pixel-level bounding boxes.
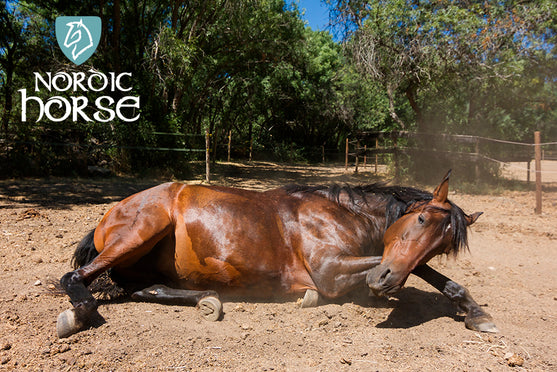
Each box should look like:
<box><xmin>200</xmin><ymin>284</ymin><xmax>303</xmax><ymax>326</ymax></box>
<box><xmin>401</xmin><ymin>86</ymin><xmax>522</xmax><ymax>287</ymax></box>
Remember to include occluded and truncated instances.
<box><xmin>0</xmin><ymin>0</ymin><xmax>555</xmax><ymax>177</ymax></box>
<box><xmin>328</xmin><ymin>0</ymin><xmax>556</xmax><ymax>181</ymax></box>
<box><xmin>331</xmin><ymin>0</ymin><xmax>557</xmax><ymax>137</ymax></box>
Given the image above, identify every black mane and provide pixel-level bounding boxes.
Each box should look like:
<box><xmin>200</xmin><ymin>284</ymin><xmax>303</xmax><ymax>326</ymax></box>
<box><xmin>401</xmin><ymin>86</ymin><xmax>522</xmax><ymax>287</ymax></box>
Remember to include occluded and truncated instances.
<box><xmin>283</xmin><ymin>183</ymin><xmax>470</xmax><ymax>255</ymax></box>
<box><xmin>282</xmin><ymin>183</ymin><xmax>433</xmax><ymax>225</ymax></box>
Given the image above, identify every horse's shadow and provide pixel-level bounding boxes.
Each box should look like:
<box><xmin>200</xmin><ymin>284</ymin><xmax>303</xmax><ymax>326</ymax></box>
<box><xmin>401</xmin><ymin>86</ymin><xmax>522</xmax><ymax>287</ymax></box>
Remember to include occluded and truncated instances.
<box><xmin>87</xmin><ymin>280</ymin><xmax>461</xmax><ymax>331</ymax></box>
<box><xmin>377</xmin><ymin>288</ymin><xmax>461</xmax><ymax>329</ymax></box>
<box><xmin>335</xmin><ymin>287</ymin><xmax>461</xmax><ymax>329</ymax></box>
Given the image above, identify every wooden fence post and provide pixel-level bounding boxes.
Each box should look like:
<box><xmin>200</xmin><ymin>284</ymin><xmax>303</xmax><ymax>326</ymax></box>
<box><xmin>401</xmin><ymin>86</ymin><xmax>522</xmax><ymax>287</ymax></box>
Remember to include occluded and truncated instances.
<box><xmin>345</xmin><ymin>138</ymin><xmax>349</xmax><ymax>171</ymax></box>
<box><xmin>375</xmin><ymin>138</ymin><xmax>378</xmax><ymax>174</ymax></box>
<box><xmin>212</xmin><ymin>127</ymin><xmax>218</xmax><ymax>164</ymax></box>
<box><xmin>393</xmin><ymin>133</ymin><xmax>399</xmax><ymax>182</ymax></box>
<box><xmin>227</xmin><ymin>130</ymin><xmax>231</xmax><ymax>162</ymax></box>
<box><xmin>534</xmin><ymin>131</ymin><xmax>542</xmax><ymax>214</ymax></box>
<box><xmin>475</xmin><ymin>138</ymin><xmax>480</xmax><ymax>180</ymax></box>
<box><xmin>249</xmin><ymin>136</ymin><xmax>253</xmax><ymax>162</ymax></box>
<box><xmin>205</xmin><ymin>130</ymin><xmax>210</xmax><ymax>183</ymax></box>
<box><xmin>354</xmin><ymin>140</ymin><xmax>360</xmax><ymax>173</ymax></box>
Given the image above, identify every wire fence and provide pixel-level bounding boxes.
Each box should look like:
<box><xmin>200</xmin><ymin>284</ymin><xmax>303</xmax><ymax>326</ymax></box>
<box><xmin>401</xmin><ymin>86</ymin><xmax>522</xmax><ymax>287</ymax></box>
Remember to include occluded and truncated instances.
<box><xmin>3</xmin><ymin>128</ymin><xmax>556</xmax><ymax>195</ymax></box>
<box><xmin>346</xmin><ymin>130</ymin><xmax>557</xmax><ymax>175</ymax></box>
<box><xmin>0</xmin><ymin>129</ymin><xmax>210</xmax><ymax>180</ymax></box>
<box><xmin>345</xmin><ymin>130</ymin><xmax>556</xmax><ymax>214</ymax></box>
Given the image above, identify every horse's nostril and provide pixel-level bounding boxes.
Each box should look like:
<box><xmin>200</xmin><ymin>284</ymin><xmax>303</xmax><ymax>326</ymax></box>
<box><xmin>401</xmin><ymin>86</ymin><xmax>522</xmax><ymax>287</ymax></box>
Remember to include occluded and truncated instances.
<box><xmin>379</xmin><ymin>268</ymin><xmax>391</xmax><ymax>284</ymax></box>
<box><xmin>367</xmin><ymin>265</ymin><xmax>395</xmax><ymax>293</ymax></box>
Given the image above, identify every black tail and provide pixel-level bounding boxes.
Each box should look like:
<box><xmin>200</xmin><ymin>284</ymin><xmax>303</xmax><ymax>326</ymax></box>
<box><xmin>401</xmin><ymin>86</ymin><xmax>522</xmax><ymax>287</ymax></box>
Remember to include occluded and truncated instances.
<box><xmin>71</xmin><ymin>230</ymin><xmax>98</xmax><ymax>269</ymax></box>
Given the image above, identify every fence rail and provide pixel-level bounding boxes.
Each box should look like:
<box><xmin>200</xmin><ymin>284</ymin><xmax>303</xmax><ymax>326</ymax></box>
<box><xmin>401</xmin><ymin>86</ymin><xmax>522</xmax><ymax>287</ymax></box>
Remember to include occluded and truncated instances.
<box><xmin>346</xmin><ymin>130</ymin><xmax>555</xmax><ymax>214</ymax></box>
<box><xmin>1</xmin><ymin>131</ymin><xmax>210</xmax><ymax>180</ymax></box>
<box><xmin>3</xmin><ymin>127</ymin><xmax>555</xmax><ymax>213</ymax></box>
<box><xmin>0</xmin><ymin>139</ymin><xmax>206</xmax><ymax>153</ymax></box>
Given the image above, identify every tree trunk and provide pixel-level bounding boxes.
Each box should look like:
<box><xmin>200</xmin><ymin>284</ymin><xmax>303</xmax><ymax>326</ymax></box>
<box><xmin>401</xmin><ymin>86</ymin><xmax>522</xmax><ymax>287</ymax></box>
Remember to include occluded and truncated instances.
<box><xmin>113</xmin><ymin>0</ymin><xmax>121</xmax><ymax>73</ymax></box>
<box><xmin>405</xmin><ymin>83</ymin><xmax>422</xmax><ymax>130</ymax></box>
<box><xmin>386</xmin><ymin>84</ymin><xmax>406</xmax><ymax>129</ymax></box>
<box><xmin>171</xmin><ymin>0</ymin><xmax>181</xmax><ymax>30</ymax></box>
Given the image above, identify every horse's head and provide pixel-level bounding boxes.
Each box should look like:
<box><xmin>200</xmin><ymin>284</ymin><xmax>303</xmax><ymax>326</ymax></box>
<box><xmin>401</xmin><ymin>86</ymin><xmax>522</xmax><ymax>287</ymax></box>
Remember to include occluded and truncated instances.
<box><xmin>367</xmin><ymin>171</ymin><xmax>482</xmax><ymax>297</ymax></box>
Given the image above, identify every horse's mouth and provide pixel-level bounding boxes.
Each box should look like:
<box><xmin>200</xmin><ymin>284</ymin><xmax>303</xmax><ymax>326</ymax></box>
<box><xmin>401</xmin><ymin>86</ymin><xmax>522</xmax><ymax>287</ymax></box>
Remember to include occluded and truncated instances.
<box><xmin>369</xmin><ymin>283</ymin><xmax>401</xmax><ymax>297</ymax></box>
<box><xmin>366</xmin><ymin>264</ymin><xmax>407</xmax><ymax>297</ymax></box>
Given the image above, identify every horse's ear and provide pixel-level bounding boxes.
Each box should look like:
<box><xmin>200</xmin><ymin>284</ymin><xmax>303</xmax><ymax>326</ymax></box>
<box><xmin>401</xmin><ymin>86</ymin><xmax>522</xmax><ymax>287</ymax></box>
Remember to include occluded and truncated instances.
<box><xmin>433</xmin><ymin>170</ymin><xmax>451</xmax><ymax>203</ymax></box>
<box><xmin>465</xmin><ymin>211</ymin><xmax>483</xmax><ymax>226</ymax></box>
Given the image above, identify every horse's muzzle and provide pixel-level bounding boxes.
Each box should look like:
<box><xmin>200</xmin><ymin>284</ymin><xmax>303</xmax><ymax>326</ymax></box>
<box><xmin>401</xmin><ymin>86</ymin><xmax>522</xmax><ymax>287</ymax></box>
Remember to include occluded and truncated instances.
<box><xmin>366</xmin><ymin>264</ymin><xmax>403</xmax><ymax>297</ymax></box>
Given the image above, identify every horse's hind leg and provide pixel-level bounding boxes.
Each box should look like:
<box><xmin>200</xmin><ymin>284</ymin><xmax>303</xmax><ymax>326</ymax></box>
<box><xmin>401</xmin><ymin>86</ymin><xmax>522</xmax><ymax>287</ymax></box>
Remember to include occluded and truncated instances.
<box><xmin>412</xmin><ymin>264</ymin><xmax>498</xmax><ymax>333</ymax></box>
<box><xmin>131</xmin><ymin>285</ymin><xmax>223</xmax><ymax>321</ymax></box>
<box><xmin>57</xmin><ymin>230</ymin><xmax>106</xmax><ymax>338</ymax></box>
<box><xmin>57</xmin><ymin>262</ymin><xmax>106</xmax><ymax>338</ymax></box>
<box><xmin>58</xmin><ymin>237</ymin><xmax>164</xmax><ymax>338</ymax></box>
<box><xmin>58</xmin><ymin>205</ymin><xmax>172</xmax><ymax>338</ymax></box>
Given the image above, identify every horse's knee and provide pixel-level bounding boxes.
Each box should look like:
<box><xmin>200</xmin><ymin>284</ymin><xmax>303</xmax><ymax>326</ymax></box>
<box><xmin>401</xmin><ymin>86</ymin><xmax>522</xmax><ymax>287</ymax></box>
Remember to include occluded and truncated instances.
<box><xmin>442</xmin><ymin>280</ymin><xmax>469</xmax><ymax>301</ymax></box>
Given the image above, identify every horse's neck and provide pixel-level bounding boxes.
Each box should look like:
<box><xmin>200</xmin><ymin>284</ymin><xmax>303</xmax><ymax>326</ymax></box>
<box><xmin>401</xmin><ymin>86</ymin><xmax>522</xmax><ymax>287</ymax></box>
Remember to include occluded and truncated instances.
<box><xmin>333</xmin><ymin>191</ymin><xmax>389</xmax><ymax>222</ymax></box>
<box><xmin>337</xmin><ymin>194</ymin><xmax>389</xmax><ymax>256</ymax></box>
<box><xmin>367</xmin><ymin>202</ymin><xmax>391</xmax><ymax>249</ymax></box>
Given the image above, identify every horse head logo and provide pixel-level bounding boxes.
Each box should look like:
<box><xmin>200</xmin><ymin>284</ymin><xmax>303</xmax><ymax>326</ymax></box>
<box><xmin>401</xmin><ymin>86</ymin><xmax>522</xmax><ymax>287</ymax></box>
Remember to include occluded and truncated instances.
<box><xmin>56</xmin><ymin>16</ymin><xmax>101</xmax><ymax>66</ymax></box>
<box><xmin>63</xmin><ymin>19</ymin><xmax>94</xmax><ymax>60</ymax></box>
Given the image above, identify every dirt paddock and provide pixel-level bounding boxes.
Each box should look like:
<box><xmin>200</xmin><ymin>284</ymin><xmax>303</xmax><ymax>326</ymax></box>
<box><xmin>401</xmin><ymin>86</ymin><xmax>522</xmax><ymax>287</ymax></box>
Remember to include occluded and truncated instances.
<box><xmin>0</xmin><ymin>162</ymin><xmax>556</xmax><ymax>371</ymax></box>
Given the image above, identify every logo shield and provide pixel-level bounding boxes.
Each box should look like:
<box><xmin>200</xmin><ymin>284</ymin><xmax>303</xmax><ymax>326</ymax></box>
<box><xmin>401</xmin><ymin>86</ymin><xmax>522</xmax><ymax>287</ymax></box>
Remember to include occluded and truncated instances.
<box><xmin>56</xmin><ymin>16</ymin><xmax>101</xmax><ymax>66</ymax></box>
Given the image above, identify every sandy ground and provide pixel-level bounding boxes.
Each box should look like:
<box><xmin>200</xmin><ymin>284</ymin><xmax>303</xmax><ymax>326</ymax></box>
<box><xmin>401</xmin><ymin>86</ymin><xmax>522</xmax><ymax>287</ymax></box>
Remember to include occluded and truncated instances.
<box><xmin>501</xmin><ymin>160</ymin><xmax>557</xmax><ymax>183</ymax></box>
<box><xmin>0</xmin><ymin>162</ymin><xmax>556</xmax><ymax>371</ymax></box>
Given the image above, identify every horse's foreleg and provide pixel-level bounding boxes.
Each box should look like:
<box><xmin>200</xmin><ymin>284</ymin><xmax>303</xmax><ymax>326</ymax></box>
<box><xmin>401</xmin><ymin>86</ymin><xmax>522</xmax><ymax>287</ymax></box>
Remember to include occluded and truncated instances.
<box><xmin>131</xmin><ymin>285</ymin><xmax>223</xmax><ymax>321</ymax></box>
<box><xmin>412</xmin><ymin>264</ymin><xmax>498</xmax><ymax>333</ymax></box>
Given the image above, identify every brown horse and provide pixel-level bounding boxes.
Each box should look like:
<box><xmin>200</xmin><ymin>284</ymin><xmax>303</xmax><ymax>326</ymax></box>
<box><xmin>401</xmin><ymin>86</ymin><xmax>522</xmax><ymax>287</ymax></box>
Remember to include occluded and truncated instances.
<box><xmin>57</xmin><ymin>171</ymin><xmax>497</xmax><ymax>338</ymax></box>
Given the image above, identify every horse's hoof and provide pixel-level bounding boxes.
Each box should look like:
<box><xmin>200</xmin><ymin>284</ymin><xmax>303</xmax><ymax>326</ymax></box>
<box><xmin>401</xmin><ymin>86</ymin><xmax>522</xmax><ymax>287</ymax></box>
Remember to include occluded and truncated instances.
<box><xmin>198</xmin><ymin>296</ymin><xmax>222</xmax><ymax>321</ymax></box>
<box><xmin>300</xmin><ymin>289</ymin><xmax>320</xmax><ymax>308</ymax></box>
<box><xmin>56</xmin><ymin>309</ymin><xmax>85</xmax><ymax>338</ymax></box>
<box><xmin>465</xmin><ymin>314</ymin><xmax>499</xmax><ymax>333</ymax></box>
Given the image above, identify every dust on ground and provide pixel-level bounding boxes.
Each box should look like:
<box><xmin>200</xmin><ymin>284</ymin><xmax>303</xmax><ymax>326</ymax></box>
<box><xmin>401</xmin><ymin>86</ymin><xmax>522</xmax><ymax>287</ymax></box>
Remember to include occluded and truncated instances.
<box><xmin>0</xmin><ymin>162</ymin><xmax>555</xmax><ymax>371</ymax></box>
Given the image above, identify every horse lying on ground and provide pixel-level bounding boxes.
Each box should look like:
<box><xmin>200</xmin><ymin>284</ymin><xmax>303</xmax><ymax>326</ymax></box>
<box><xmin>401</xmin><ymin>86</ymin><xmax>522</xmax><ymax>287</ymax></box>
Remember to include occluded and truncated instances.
<box><xmin>57</xmin><ymin>171</ymin><xmax>497</xmax><ymax>338</ymax></box>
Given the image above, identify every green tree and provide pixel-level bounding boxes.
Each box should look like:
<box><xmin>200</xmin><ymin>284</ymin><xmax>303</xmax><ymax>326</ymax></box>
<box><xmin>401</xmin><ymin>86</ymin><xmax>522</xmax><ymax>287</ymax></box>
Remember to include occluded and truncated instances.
<box><xmin>330</xmin><ymin>0</ymin><xmax>557</xmax><ymax>136</ymax></box>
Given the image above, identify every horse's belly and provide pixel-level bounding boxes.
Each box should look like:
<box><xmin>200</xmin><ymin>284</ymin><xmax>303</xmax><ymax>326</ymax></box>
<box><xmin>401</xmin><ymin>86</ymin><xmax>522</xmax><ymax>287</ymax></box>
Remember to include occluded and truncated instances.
<box><xmin>179</xmin><ymin>255</ymin><xmax>248</xmax><ymax>286</ymax></box>
<box><xmin>168</xmin><ymin>238</ymin><xmax>315</xmax><ymax>295</ymax></box>
<box><xmin>173</xmin><ymin>248</ymin><xmax>291</xmax><ymax>289</ymax></box>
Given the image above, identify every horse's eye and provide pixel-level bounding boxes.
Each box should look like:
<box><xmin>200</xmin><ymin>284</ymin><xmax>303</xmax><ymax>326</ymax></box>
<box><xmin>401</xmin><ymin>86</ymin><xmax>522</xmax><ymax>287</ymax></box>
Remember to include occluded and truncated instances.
<box><xmin>418</xmin><ymin>214</ymin><xmax>425</xmax><ymax>225</ymax></box>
